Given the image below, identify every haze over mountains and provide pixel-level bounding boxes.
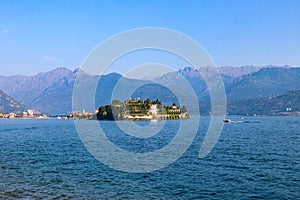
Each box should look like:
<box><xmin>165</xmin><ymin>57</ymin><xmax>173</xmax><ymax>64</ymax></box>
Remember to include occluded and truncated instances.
<box><xmin>0</xmin><ymin>65</ymin><xmax>299</xmax><ymax>115</ymax></box>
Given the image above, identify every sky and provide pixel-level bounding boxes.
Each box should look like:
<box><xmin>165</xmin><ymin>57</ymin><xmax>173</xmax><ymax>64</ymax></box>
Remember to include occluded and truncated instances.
<box><xmin>0</xmin><ymin>0</ymin><xmax>300</xmax><ymax>76</ymax></box>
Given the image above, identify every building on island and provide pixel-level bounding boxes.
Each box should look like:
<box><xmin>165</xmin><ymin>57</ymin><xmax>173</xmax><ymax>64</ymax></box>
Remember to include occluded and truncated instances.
<box><xmin>95</xmin><ymin>98</ymin><xmax>189</xmax><ymax>121</ymax></box>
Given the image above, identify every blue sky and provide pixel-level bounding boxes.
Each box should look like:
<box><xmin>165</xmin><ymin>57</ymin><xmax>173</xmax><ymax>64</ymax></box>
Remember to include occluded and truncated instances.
<box><xmin>0</xmin><ymin>0</ymin><xmax>299</xmax><ymax>75</ymax></box>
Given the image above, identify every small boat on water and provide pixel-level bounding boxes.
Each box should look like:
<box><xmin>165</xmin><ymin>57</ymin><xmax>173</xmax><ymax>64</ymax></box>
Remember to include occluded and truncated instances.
<box><xmin>223</xmin><ymin>119</ymin><xmax>231</xmax><ymax>123</ymax></box>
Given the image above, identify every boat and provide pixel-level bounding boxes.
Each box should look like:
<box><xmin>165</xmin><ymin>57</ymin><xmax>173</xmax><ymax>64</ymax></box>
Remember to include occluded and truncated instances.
<box><xmin>223</xmin><ymin>119</ymin><xmax>231</xmax><ymax>123</ymax></box>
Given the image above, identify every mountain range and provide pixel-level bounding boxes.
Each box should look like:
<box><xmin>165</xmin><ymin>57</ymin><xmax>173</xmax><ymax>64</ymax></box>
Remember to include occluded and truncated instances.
<box><xmin>0</xmin><ymin>65</ymin><xmax>299</xmax><ymax>115</ymax></box>
<box><xmin>227</xmin><ymin>90</ymin><xmax>300</xmax><ymax>115</ymax></box>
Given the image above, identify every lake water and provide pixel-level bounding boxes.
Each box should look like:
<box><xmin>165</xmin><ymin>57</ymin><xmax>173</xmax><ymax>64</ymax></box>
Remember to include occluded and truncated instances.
<box><xmin>0</xmin><ymin>116</ymin><xmax>299</xmax><ymax>199</ymax></box>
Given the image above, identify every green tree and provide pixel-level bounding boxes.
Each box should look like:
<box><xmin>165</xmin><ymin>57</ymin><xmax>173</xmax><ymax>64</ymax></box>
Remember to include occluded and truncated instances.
<box><xmin>146</xmin><ymin>98</ymin><xmax>151</xmax><ymax>105</ymax></box>
<box><xmin>112</xmin><ymin>99</ymin><xmax>122</xmax><ymax>105</ymax></box>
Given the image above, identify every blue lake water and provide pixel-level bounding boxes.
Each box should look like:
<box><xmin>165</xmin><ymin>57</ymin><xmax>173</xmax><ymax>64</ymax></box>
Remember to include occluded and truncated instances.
<box><xmin>0</xmin><ymin>116</ymin><xmax>299</xmax><ymax>199</ymax></box>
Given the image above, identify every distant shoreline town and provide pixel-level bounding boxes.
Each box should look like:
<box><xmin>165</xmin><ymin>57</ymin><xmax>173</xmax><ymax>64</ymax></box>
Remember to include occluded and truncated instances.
<box><xmin>0</xmin><ymin>109</ymin><xmax>48</xmax><ymax>119</ymax></box>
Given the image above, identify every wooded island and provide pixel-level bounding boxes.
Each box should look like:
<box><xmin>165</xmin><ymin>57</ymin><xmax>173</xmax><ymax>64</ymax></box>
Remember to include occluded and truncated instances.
<box><xmin>95</xmin><ymin>98</ymin><xmax>189</xmax><ymax>121</ymax></box>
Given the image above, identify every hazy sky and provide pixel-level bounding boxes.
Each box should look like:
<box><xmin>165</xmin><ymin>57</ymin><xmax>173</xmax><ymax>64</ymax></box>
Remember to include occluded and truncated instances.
<box><xmin>0</xmin><ymin>0</ymin><xmax>299</xmax><ymax>75</ymax></box>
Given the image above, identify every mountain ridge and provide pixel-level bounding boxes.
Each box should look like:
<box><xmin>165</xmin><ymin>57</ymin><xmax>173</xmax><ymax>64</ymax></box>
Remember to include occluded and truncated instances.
<box><xmin>227</xmin><ymin>89</ymin><xmax>300</xmax><ymax>115</ymax></box>
<box><xmin>0</xmin><ymin>65</ymin><xmax>299</xmax><ymax>115</ymax></box>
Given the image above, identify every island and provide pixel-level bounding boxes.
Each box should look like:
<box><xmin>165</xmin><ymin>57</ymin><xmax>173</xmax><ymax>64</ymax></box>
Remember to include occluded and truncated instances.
<box><xmin>94</xmin><ymin>98</ymin><xmax>189</xmax><ymax>121</ymax></box>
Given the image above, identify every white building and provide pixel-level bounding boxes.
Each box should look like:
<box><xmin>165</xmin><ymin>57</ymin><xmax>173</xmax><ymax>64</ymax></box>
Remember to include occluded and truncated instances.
<box><xmin>150</xmin><ymin>104</ymin><xmax>158</xmax><ymax>116</ymax></box>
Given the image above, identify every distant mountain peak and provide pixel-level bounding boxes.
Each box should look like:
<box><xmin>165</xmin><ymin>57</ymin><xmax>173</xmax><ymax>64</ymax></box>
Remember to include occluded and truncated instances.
<box><xmin>48</xmin><ymin>67</ymin><xmax>73</xmax><ymax>75</ymax></box>
<box><xmin>181</xmin><ymin>66</ymin><xmax>195</xmax><ymax>72</ymax></box>
<box><xmin>36</xmin><ymin>67</ymin><xmax>72</xmax><ymax>75</ymax></box>
<box><xmin>178</xmin><ymin>66</ymin><xmax>199</xmax><ymax>77</ymax></box>
<box><xmin>72</xmin><ymin>68</ymin><xmax>90</xmax><ymax>79</ymax></box>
